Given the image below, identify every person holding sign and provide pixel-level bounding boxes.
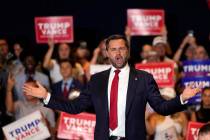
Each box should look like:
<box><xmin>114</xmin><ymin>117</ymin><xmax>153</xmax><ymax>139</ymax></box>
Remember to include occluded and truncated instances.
<box><xmin>173</xmin><ymin>33</ymin><xmax>197</xmax><ymax>63</ymax></box>
<box><xmin>191</xmin><ymin>87</ymin><xmax>210</xmax><ymax>123</ymax></box>
<box><xmin>194</xmin><ymin>45</ymin><xmax>209</xmax><ymax>60</ymax></box>
<box><xmin>43</xmin><ymin>39</ymin><xmax>84</xmax><ymax>84</ymax></box>
<box><xmin>23</xmin><ymin>34</ymin><xmax>201</xmax><ymax>140</ymax></box>
<box><xmin>6</xmin><ymin>75</ymin><xmax>56</xmax><ymax>138</ymax></box>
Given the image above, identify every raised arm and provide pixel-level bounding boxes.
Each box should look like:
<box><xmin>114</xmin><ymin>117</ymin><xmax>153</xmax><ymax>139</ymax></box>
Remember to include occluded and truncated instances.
<box><xmin>173</xmin><ymin>35</ymin><xmax>197</xmax><ymax>62</ymax></box>
<box><xmin>43</xmin><ymin>39</ymin><xmax>55</xmax><ymax>70</ymax></box>
<box><xmin>90</xmin><ymin>47</ymin><xmax>101</xmax><ymax>65</ymax></box>
<box><xmin>124</xmin><ymin>26</ymin><xmax>131</xmax><ymax>45</ymax></box>
<box><xmin>6</xmin><ymin>73</ymin><xmax>16</xmax><ymax>113</ymax></box>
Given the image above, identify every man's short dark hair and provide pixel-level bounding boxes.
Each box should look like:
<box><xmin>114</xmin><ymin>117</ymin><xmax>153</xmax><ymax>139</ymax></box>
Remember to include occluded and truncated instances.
<box><xmin>58</xmin><ymin>59</ymin><xmax>75</xmax><ymax>67</ymax></box>
<box><xmin>58</xmin><ymin>58</ymin><xmax>75</xmax><ymax>67</ymax></box>
<box><xmin>105</xmin><ymin>34</ymin><xmax>129</xmax><ymax>50</ymax></box>
<box><xmin>198</xmin><ymin>123</ymin><xmax>210</xmax><ymax>137</ymax></box>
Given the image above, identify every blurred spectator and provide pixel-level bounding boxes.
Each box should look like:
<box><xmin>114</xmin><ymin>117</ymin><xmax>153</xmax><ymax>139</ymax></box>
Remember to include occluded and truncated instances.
<box><xmin>140</xmin><ymin>44</ymin><xmax>153</xmax><ymax>63</ymax></box>
<box><xmin>90</xmin><ymin>39</ymin><xmax>110</xmax><ymax>65</ymax></box>
<box><xmin>153</xmin><ymin>36</ymin><xmax>174</xmax><ymax>63</ymax></box>
<box><xmin>191</xmin><ymin>87</ymin><xmax>210</xmax><ymax>123</ymax></box>
<box><xmin>43</xmin><ymin>40</ymin><xmax>84</xmax><ymax>84</ymax></box>
<box><xmin>0</xmin><ymin>55</ymin><xmax>12</xmax><ymax>139</ymax></box>
<box><xmin>198</xmin><ymin>123</ymin><xmax>210</xmax><ymax>140</ymax></box>
<box><xmin>9</xmin><ymin>43</ymin><xmax>24</xmax><ymax>76</ymax></box>
<box><xmin>0</xmin><ymin>39</ymin><xmax>9</xmax><ymax>61</ymax></box>
<box><xmin>185</xmin><ymin>46</ymin><xmax>196</xmax><ymax>61</ymax></box>
<box><xmin>160</xmin><ymin>25</ymin><xmax>172</xmax><ymax>57</ymax></box>
<box><xmin>146</xmin><ymin>51</ymin><xmax>161</xmax><ymax>63</ymax></box>
<box><xmin>13</xmin><ymin>43</ymin><xmax>23</xmax><ymax>59</ymax></box>
<box><xmin>6</xmin><ymin>77</ymin><xmax>55</xmax><ymax>138</ymax></box>
<box><xmin>14</xmin><ymin>53</ymin><xmax>50</xmax><ymax>101</ymax></box>
<box><xmin>146</xmin><ymin>88</ymin><xmax>188</xmax><ymax>140</ymax></box>
<box><xmin>74</xmin><ymin>41</ymin><xmax>90</xmax><ymax>82</ymax></box>
<box><xmin>0</xmin><ymin>39</ymin><xmax>13</xmax><ymax>70</ymax></box>
<box><xmin>51</xmin><ymin>59</ymin><xmax>85</xmax><ymax>123</ymax></box>
<box><xmin>153</xmin><ymin>36</ymin><xmax>178</xmax><ymax>81</ymax></box>
<box><xmin>124</xmin><ymin>26</ymin><xmax>131</xmax><ymax>44</ymax></box>
<box><xmin>194</xmin><ymin>45</ymin><xmax>209</xmax><ymax>60</ymax></box>
<box><xmin>173</xmin><ymin>35</ymin><xmax>197</xmax><ymax>63</ymax></box>
<box><xmin>51</xmin><ymin>59</ymin><xmax>83</xmax><ymax>100</ymax></box>
<box><xmin>87</xmin><ymin>39</ymin><xmax>110</xmax><ymax>81</ymax></box>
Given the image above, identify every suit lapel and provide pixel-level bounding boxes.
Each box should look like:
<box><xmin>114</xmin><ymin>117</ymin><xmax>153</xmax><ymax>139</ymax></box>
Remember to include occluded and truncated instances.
<box><xmin>68</xmin><ymin>79</ymin><xmax>75</xmax><ymax>92</ymax></box>
<box><xmin>101</xmin><ymin>69</ymin><xmax>111</xmax><ymax>119</ymax></box>
<box><xmin>59</xmin><ymin>81</ymin><xmax>63</xmax><ymax>96</ymax></box>
<box><xmin>126</xmin><ymin>67</ymin><xmax>138</xmax><ymax>116</ymax></box>
<box><xmin>96</xmin><ymin>68</ymin><xmax>111</xmax><ymax>136</ymax></box>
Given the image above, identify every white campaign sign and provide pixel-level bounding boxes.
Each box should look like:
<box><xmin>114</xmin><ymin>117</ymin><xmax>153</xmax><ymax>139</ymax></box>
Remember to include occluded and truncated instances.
<box><xmin>2</xmin><ymin>110</ymin><xmax>50</xmax><ymax>140</ymax></box>
<box><xmin>90</xmin><ymin>64</ymin><xmax>111</xmax><ymax>75</ymax></box>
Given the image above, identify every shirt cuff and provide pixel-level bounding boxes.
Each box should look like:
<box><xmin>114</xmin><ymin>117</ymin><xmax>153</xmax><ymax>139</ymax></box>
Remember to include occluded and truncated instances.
<box><xmin>43</xmin><ymin>92</ymin><xmax>51</xmax><ymax>105</ymax></box>
<box><xmin>180</xmin><ymin>95</ymin><xmax>188</xmax><ymax>105</ymax></box>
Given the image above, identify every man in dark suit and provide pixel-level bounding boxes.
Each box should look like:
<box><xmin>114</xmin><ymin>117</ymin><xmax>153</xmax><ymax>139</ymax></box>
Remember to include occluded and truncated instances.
<box><xmin>51</xmin><ymin>59</ymin><xmax>83</xmax><ymax>100</ymax></box>
<box><xmin>23</xmin><ymin>34</ymin><xmax>201</xmax><ymax>140</ymax></box>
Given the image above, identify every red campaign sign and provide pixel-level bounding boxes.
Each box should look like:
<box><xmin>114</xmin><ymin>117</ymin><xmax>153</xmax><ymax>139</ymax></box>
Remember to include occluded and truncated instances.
<box><xmin>127</xmin><ymin>9</ymin><xmax>164</xmax><ymax>36</ymax></box>
<box><xmin>35</xmin><ymin>16</ymin><xmax>74</xmax><ymax>43</ymax></box>
<box><xmin>135</xmin><ymin>62</ymin><xmax>174</xmax><ymax>88</ymax></box>
<box><xmin>186</xmin><ymin>121</ymin><xmax>205</xmax><ymax>140</ymax></box>
<box><xmin>208</xmin><ymin>0</ymin><xmax>210</xmax><ymax>10</ymax></box>
<box><xmin>57</xmin><ymin>112</ymin><xmax>96</xmax><ymax>140</ymax></box>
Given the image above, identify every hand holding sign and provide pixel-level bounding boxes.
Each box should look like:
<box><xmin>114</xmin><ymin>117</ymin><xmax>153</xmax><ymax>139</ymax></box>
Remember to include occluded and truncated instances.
<box><xmin>181</xmin><ymin>83</ymin><xmax>202</xmax><ymax>102</ymax></box>
<box><xmin>48</xmin><ymin>37</ymin><xmax>55</xmax><ymax>48</ymax></box>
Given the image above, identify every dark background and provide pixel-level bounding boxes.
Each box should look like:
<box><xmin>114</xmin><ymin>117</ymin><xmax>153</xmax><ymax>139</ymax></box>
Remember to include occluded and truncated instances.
<box><xmin>0</xmin><ymin>0</ymin><xmax>209</xmax><ymax>62</ymax></box>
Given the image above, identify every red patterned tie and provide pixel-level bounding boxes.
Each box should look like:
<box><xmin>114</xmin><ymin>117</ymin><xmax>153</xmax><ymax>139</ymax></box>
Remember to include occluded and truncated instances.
<box><xmin>63</xmin><ymin>82</ymin><xmax>68</xmax><ymax>98</ymax></box>
<box><xmin>109</xmin><ymin>69</ymin><xmax>120</xmax><ymax>130</ymax></box>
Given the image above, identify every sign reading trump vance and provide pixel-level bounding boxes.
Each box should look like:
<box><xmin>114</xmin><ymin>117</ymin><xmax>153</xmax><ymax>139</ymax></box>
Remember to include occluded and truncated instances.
<box><xmin>2</xmin><ymin>110</ymin><xmax>50</xmax><ymax>140</ymax></box>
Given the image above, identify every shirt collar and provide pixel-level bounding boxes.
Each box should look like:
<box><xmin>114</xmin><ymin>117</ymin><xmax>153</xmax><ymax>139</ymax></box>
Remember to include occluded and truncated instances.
<box><xmin>110</xmin><ymin>63</ymin><xmax>129</xmax><ymax>74</ymax></box>
<box><xmin>63</xmin><ymin>78</ymin><xmax>73</xmax><ymax>85</ymax></box>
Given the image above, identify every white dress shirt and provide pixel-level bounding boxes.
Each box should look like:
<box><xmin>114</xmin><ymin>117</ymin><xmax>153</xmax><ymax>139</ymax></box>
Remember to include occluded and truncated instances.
<box><xmin>108</xmin><ymin>63</ymin><xmax>130</xmax><ymax>137</ymax></box>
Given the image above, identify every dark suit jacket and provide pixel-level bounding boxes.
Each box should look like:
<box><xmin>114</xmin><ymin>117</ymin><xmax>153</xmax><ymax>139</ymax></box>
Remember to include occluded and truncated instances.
<box><xmin>46</xmin><ymin>67</ymin><xmax>185</xmax><ymax>140</ymax></box>
<box><xmin>51</xmin><ymin>78</ymin><xmax>84</xmax><ymax>98</ymax></box>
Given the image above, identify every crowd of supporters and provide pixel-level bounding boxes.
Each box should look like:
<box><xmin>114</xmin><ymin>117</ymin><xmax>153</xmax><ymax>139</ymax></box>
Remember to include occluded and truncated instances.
<box><xmin>0</xmin><ymin>25</ymin><xmax>210</xmax><ymax>140</ymax></box>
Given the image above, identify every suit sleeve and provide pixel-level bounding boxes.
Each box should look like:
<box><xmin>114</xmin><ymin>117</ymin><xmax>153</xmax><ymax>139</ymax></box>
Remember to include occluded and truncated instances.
<box><xmin>146</xmin><ymin>74</ymin><xmax>186</xmax><ymax>115</ymax></box>
<box><xmin>45</xmin><ymin>78</ymin><xmax>94</xmax><ymax>114</ymax></box>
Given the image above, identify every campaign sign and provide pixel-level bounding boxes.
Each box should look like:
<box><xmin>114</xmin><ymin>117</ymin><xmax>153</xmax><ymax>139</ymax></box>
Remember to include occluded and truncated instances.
<box><xmin>135</xmin><ymin>62</ymin><xmax>174</xmax><ymax>88</ymax></box>
<box><xmin>182</xmin><ymin>77</ymin><xmax>210</xmax><ymax>104</ymax></box>
<box><xmin>89</xmin><ymin>64</ymin><xmax>111</xmax><ymax>75</ymax></box>
<box><xmin>2</xmin><ymin>110</ymin><xmax>50</xmax><ymax>140</ymax></box>
<box><xmin>127</xmin><ymin>9</ymin><xmax>164</xmax><ymax>36</ymax></box>
<box><xmin>186</xmin><ymin>121</ymin><xmax>205</xmax><ymax>140</ymax></box>
<box><xmin>208</xmin><ymin>0</ymin><xmax>210</xmax><ymax>10</ymax></box>
<box><xmin>35</xmin><ymin>16</ymin><xmax>73</xmax><ymax>43</ymax></box>
<box><xmin>183</xmin><ymin>60</ymin><xmax>210</xmax><ymax>77</ymax></box>
<box><xmin>57</xmin><ymin>112</ymin><xmax>96</xmax><ymax>140</ymax></box>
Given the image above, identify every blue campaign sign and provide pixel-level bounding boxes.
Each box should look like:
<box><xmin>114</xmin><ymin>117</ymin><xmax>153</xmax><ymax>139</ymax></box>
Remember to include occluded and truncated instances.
<box><xmin>182</xmin><ymin>60</ymin><xmax>210</xmax><ymax>77</ymax></box>
<box><xmin>182</xmin><ymin>77</ymin><xmax>210</xmax><ymax>105</ymax></box>
<box><xmin>187</xmin><ymin>93</ymin><xmax>201</xmax><ymax>105</ymax></box>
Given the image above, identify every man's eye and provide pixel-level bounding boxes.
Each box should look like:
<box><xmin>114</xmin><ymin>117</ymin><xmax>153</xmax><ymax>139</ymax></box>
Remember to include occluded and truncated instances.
<box><xmin>110</xmin><ymin>48</ymin><xmax>116</xmax><ymax>51</ymax></box>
